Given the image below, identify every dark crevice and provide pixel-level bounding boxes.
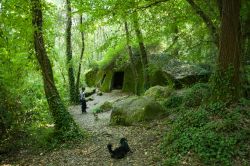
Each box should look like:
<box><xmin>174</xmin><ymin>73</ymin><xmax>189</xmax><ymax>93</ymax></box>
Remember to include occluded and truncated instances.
<box><xmin>112</xmin><ymin>72</ymin><xmax>124</xmax><ymax>89</ymax></box>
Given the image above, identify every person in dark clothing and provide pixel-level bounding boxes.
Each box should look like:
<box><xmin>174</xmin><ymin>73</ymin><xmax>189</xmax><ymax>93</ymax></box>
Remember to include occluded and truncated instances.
<box><xmin>80</xmin><ymin>87</ymin><xmax>87</xmax><ymax>113</ymax></box>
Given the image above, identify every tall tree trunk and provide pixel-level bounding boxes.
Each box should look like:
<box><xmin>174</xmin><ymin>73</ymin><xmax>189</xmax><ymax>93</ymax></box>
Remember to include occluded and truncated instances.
<box><xmin>242</xmin><ymin>3</ymin><xmax>250</xmax><ymax>98</ymax></box>
<box><xmin>75</xmin><ymin>14</ymin><xmax>85</xmax><ymax>98</ymax></box>
<box><xmin>124</xmin><ymin>21</ymin><xmax>139</xmax><ymax>95</ymax></box>
<box><xmin>31</xmin><ymin>0</ymin><xmax>81</xmax><ymax>140</ymax></box>
<box><xmin>218</xmin><ymin>0</ymin><xmax>241</xmax><ymax>101</ymax></box>
<box><xmin>66</xmin><ymin>0</ymin><xmax>77</xmax><ymax>103</ymax></box>
<box><xmin>133</xmin><ymin>12</ymin><xmax>150</xmax><ymax>91</ymax></box>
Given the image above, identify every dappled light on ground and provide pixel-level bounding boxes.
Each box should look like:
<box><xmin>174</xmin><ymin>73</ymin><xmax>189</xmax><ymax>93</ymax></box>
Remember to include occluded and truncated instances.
<box><xmin>1</xmin><ymin>90</ymin><xmax>168</xmax><ymax>165</ymax></box>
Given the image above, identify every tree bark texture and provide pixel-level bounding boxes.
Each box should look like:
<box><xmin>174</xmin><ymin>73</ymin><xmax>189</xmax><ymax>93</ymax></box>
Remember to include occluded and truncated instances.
<box><xmin>124</xmin><ymin>21</ymin><xmax>139</xmax><ymax>95</ymax></box>
<box><xmin>133</xmin><ymin>12</ymin><xmax>149</xmax><ymax>91</ymax></box>
<box><xmin>218</xmin><ymin>0</ymin><xmax>241</xmax><ymax>99</ymax></box>
<box><xmin>75</xmin><ymin>14</ymin><xmax>85</xmax><ymax>99</ymax></box>
<box><xmin>242</xmin><ymin>4</ymin><xmax>250</xmax><ymax>98</ymax></box>
<box><xmin>66</xmin><ymin>0</ymin><xmax>77</xmax><ymax>103</ymax></box>
<box><xmin>31</xmin><ymin>0</ymin><xmax>80</xmax><ymax>140</ymax></box>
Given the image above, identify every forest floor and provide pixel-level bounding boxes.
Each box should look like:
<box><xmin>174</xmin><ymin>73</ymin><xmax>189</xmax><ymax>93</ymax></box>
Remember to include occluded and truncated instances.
<box><xmin>1</xmin><ymin>90</ymin><xmax>168</xmax><ymax>166</ymax></box>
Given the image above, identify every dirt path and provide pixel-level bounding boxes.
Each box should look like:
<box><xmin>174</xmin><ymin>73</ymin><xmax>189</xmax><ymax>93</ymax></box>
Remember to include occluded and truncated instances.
<box><xmin>1</xmin><ymin>90</ymin><xmax>168</xmax><ymax>166</ymax></box>
<box><xmin>69</xmin><ymin>90</ymin><xmax>130</xmax><ymax>133</ymax></box>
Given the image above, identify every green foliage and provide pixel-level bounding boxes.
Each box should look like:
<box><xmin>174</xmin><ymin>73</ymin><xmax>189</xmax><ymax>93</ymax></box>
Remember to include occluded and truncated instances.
<box><xmin>0</xmin><ymin>0</ymin><xmax>86</xmax><ymax>154</ymax></box>
<box><xmin>148</xmin><ymin>54</ymin><xmax>172</xmax><ymax>73</ymax></box>
<box><xmin>164</xmin><ymin>93</ymin><xmax>183</xmax><ymax>109</ymax></box>
<box><xmin>91</xmin><ymin>106</ymin><xmax>102</xmax><ymax>114</ymax></box>
<box><xmin>162</xmin><ymin>100</ymin><xmax>250</xmax><ymax>165</ymax></box>
<box><xmin>99</xmin><ymin>101</ymin><xmax>113</xmax><ymax>112</ymax></box>
<box><xmin>163</xmin><ymin>83</ymin><xmax>210</xmax><ymax>110</ymax></box>
<box><xmin>110</xmin><ymin>110</ymin><xmax>128</xmax><ymax>126</ymax></box>
<box><xmin>90</xmin><ymin>100</ymin><xmax>112</xmax><ymax>114</ymax></box>
<box><xmin>183</xmin><ymin>83</ymin><xmax>210</xmax><ymax>108</ymax></box>
<box><xmin>97</xmin><ymin>41</ymin><xmax>127</xmax><ymax>69</ymax></box>
<box><xmin>0</xmin><ymin>0</ymin><xmax>249</xmax><ymax>162</ymax></box>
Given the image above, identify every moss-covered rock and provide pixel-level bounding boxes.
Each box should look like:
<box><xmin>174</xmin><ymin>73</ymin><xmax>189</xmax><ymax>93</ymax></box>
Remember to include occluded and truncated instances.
<box><xmin>122</xmin><ymin>67</ymin><xmax>136</xmax><ymax>93</ymax></box>
<box><xmin>122</xmin><ymin>61</ymin><xmax>144</xmax><ymax>94</ymax></box>
<box><xmin>149</xmin><ymin>70</ymin><xmax>169</xmax><ymax>87</ymax></box>
<box><xmin>95</xmin><ymin>70</ymin><xmax>105</xmax><ymax>86</ymax></box>
<box><xmin>99</xmin><ymin>101</ymin><xmax>112</xmax><ymax>112</ymax></box>
<box><xmin>96</xmin><ymin>70</ymin><xmax>113</xmax><ymax>92</ymax></box>
<box><xmin>85</xmin><ymin>87</ymin><xmax>96</xmax><ymax>97</ymax></box>
<box><xmin>110</xmin><ymin>96</ymin><xmax>166</xmax><ymax>125</ymax></box>
<box><xmin>144</xmin><ymin>86</ymin><xmax>173</xmax><ymax>100</ymax></box>
<box><xmin>90</xmin><ymin>101</ymin><xmax>113</xmax><ymax>114</ymax></box>
<box><xmin>161</xmin><ymin>61</ymin><xmax>211</xmax><ymax>89</ymax></box>
<box><xmin>85</xmin><ymin>69</ymin><xmax>98</xmax><ymax>87</ymax></box>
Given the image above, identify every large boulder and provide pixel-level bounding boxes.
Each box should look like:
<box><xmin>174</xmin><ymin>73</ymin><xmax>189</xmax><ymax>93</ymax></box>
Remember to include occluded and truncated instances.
<box><xmin>85</xmin><ymin>69</ymin><xmax>98</xmax><ymax>87</ymax></box>
<box><xmin>144</xmin><ymin>85</ymin><xmax>173</xmax><ymax>101</ymax></box>
<box><xmin>110</xmin><ymin>96</ymin><xmax>166</xmax><ymax>125</ymax></box>
<box><xmin>162</xmin><ymin>62</ymin><xmax>211</xmax><ymax>89</ymax></box>
<box><xmin>149</xmin><ymin>70</ymin><xmax>169</xmax><ymax>87</ymax></box>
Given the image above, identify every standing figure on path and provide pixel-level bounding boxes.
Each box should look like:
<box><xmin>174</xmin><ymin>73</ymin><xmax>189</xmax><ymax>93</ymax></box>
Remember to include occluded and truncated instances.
<box><xmin>80</xmin><ymin>87</ymin><xmax>87</xmax><ymax>113</ymax></box>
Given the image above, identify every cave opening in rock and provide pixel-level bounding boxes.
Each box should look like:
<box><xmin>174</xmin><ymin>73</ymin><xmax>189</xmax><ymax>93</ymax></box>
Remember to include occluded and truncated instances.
<box><xmin>112</xmin><ymin>71</ymin><xmax>124</xmax><ymax>89</ymax></box>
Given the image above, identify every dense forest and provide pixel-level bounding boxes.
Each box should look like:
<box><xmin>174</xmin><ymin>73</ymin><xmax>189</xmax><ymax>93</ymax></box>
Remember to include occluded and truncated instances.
<box><xmin>0</xmin><ymin>0</ymin><xmax>250</xmax><ymax>165</ymax></box>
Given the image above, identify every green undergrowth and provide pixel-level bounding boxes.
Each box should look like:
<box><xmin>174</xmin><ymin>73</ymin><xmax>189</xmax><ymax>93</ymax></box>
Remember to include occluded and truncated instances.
<box><xmin>91</xmin><ymin>101</ymin><xmax>113</xmax><ymax>114</ymax></box>
<box><xmin>161</xmin><ymin>98</ymin><xmax>250</xmax><ymax>165</ymax></box>
<box><xmin>162</xmin><ymin>83</ymin><xmax>210</xmax><ymax>111</ymax></box>
<box><xmin>0</xmin><ymin>124</ymin><xmax>87</xmax><ymax>163</ymax></box>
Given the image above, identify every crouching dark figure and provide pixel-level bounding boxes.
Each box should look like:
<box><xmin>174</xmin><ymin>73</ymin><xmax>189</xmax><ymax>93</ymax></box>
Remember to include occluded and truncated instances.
<box><xmin>107</xmin><ymin>138</ymin><xmax>132</xmax><ymax>159</ymax></box>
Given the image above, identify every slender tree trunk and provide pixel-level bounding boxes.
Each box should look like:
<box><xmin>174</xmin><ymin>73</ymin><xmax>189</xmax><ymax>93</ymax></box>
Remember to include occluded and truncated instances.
<box><xmin>75</xmin><ymin>14</ymin><xmax>85</xmax><ymax>98</ymax></box>
<box><xmin>186</xmin><ymin>0</ymin><xmax>219</xmax><ymax>46</ymax></box>
<box><xmin>218</xmin><ymin>0</ymin><xmax>241</xmax><ymax>100</ymax></box>
<box><xmin>66</xmin><ymin>0</ymin><xmax>77</xmax><ymax>103</ymax></box>
<box><xmin>172</xmin><ymin>25</ymin><xmax>179</xmax><ymax>57</ymax></box>
<box><xmin>133</xmin><ymin>12</ymin><xmax>150</xmax><ymax>91</ymax></box>
<box><xmin>124</xmin><ymin>21</ymin><xmax>139</xmax><ymax>95</ymax></box>
<box><xmin>31</xmin><ymin>0</ymin><xmax>81</xmax><ymax>140</ymax></box>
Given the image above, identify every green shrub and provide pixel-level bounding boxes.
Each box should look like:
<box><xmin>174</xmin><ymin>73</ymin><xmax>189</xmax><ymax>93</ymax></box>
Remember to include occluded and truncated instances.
<box><xmin>183</xmin><ymin>83</ymin><xmax>210</xmax><ymax>108</ymax></box>
<box><xmin>164</xmin><ymin>94</ymin><xmax>183</xmax><ymax>109</ymax></box>
<box><xmin>99</xmin><ymin>101</ymin><xmax>112</xmax><ymax>112</ymax></box>
<box><xmin>162</xmin><ymin>100</ymin><xmax>250</xmax><ymax>165</ymax></box>
<box><xmin>91</xmin><ymin>102</ymin><xmax>113</xmax><ymax>114</ymax></box>
<box><xmin>91</xmin><ymin>106</ymin><xmax>102</xmax><ymax>114</ymax></box>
